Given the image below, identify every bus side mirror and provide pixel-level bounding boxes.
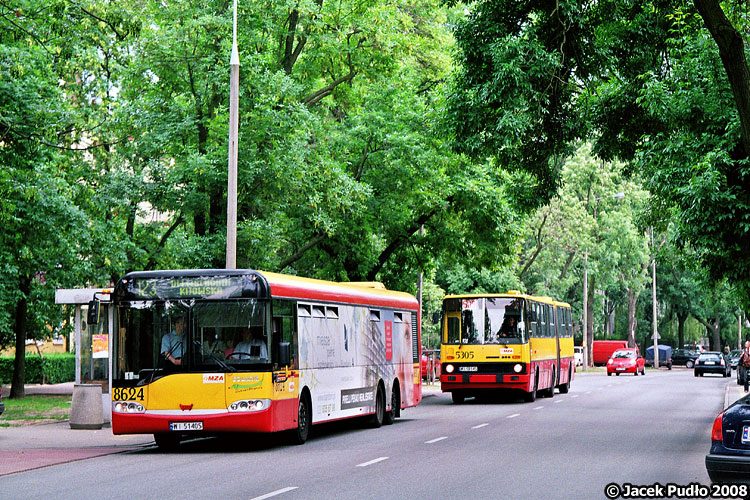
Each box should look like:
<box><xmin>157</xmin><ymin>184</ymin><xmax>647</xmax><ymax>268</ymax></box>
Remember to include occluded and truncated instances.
<box><xmin>278</xmin><ymin>342</ymin><xmax>291</xmax><ymax>367</ymax></box>
<box><xmin>87</xmin><ymin>300</ymin><xmax>100</xmax><ymax>325</ymax></box>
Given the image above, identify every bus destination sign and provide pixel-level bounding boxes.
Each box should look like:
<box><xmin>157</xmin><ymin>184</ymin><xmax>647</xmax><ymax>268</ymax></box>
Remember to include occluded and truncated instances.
<box><xmin>129</xmin><ymin>276</ymin><xmax>247</xmax><ymax>300</ymax></box>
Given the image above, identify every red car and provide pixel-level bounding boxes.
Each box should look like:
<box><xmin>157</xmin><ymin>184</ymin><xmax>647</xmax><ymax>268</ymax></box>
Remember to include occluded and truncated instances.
<box><xmin>607</xmin><ymin>347</ymin><xmax>646</xmax><ymax>376</ymax></box>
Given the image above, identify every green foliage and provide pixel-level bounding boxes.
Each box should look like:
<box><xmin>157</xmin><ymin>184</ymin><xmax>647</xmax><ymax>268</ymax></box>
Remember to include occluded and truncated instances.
<box><xmin>0</xmin><ymin>354</ymin><xmax>74</xmax><ymax>385</ymax></box>
<box><xmin>446</xmin><ymin>0</ymin><xmax>750</xmax><ymax>306</ymax></box>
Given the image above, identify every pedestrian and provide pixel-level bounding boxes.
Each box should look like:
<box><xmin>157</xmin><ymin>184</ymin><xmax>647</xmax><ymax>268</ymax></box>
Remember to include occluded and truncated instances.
<box><xmin>740</xmin><ymin>341</ymin><xmax>750</xmax><ymax>393</ymax></box>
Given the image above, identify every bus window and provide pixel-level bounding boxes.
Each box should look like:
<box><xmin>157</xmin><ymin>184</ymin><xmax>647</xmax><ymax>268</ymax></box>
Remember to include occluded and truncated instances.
<box><xmin>485</xmin><ymin>298</ymin><xmax>525</xmax><ymax>344</ymax></box>
<box><xmin>446</xmin><ymin>315</ymin><xmax>460</xmax><ymax>343</ymax></box>
<box><xmin>272</xmin><ymin>299</ymin><xmax>298</xmax><ymax>369</ymax></box>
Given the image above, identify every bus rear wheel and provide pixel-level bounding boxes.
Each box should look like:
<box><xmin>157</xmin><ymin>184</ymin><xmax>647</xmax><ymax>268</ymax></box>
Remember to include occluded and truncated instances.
<box><xmin>384</xmin><ymin>383</ymin><xmax>400</xmax><ymax>425</ymax></box>
<box><xmin>369</xmin><ymin>384</ymin><xmax>385</xmax><ymax>428</ymax></box>
<box><xmin>558</xmin><ymin>366</ymin><xmax>571</xmax><ymax>394</ymax></box>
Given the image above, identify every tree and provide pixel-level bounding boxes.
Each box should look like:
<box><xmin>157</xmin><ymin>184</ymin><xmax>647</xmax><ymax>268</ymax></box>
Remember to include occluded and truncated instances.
<box><xmin>446</xmin><ymin>0</ymin><xmax>750</xmax><ymax>305</ymax></box>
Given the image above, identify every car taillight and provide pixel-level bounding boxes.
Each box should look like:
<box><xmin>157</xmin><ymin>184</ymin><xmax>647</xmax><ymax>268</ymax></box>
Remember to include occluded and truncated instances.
<box><xmin>711</xmin><ymin>412</ymin><xmax>724</xmax><ymax>441</ymax></box>
<box><xmin>721</xmin><ymin>359</ymin><xmax>725</xmax><ymax>366</ymax></box>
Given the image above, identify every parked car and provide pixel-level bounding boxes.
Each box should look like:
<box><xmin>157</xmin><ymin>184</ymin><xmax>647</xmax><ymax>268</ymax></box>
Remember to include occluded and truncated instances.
<box><xmin>592</xmin><ymin>340</ymin><xmax>629</xmax><ymax>365</ymax></box>
<box><xmin>606</xmin><ymin>348</ymin><xmax>646</xmax><ymax>376</ymax></box>
<box><xmin>706</xmin><ymin>393</ymin><xmax>750</xmax><ymax>483</ymax></box>
<box><xmin>672</xmin><ymin>348</ymin><xmax>701</xmax><ymax>368</ymax></box>
<box><xmin>574</xmin><ymin>346</ymin><xmax>584</xmax><ymax>367</ymax></box>
<box><xmin>645</xmin><ymin>345</ymin><xmax>672</xmax><ymax>369</ymax></box>
<box><xmin>694</xmin><ymin>351</ymin><xmax>731</xmax><ymax>377</ymax></box>
<box><xmin>685</xmin><ymin>343</ymin><xmax>707</xmax><ymax>354</ymax></box>
<box><xmin>0</xmin><ymin>391</ymin><xmax>3</xmax><ymax>416</ymax></box>
<box><xmin>730</xmin><ymin>350</ymin><xmax>742</xmax><ymax>370</ymax></box>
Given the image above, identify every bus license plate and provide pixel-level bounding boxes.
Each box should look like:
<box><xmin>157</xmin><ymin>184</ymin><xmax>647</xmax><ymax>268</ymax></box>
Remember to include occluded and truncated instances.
<box><xmin>743</xmin><ymin>426</ymin><xmax>750</xmax><ymax>443</ymax></box>
<box><xmin>170</xmin><ymin>421</ymin><xmax>203</xmax><ymax>431</ymax></box>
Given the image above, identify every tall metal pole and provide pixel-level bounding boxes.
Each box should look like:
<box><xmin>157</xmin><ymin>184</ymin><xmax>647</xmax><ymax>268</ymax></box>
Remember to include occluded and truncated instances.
<box><xmin>652</xmin><ymin>226</ymin><xmax>659</xmax><ymax>368</ymax></box>
<box><xmin>582</xmin><ymin>251</ymin><xmax>588</xmax><ymax>368</ymax></box>
<box><xmin>226</xmin><ymin>0</ymin><xmax>240</xmax><ymax>269</ymax></box>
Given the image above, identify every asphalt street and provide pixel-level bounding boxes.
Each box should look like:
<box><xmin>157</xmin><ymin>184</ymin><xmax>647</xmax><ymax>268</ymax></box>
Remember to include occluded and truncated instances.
<box><xmin>0</xmin><ymin>369</ymin><xmax>731</xmax><ymax>500</ymax></box>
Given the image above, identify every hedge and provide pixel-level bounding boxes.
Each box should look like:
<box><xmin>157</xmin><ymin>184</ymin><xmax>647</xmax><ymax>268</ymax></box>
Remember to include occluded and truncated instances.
<box><xmin>0</xmin><ymin>354</ymin><xmax>75</xmax><ymax>385</ymax></box>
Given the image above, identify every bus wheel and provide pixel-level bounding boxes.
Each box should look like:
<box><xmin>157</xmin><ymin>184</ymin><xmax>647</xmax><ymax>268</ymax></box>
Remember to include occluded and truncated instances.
<box><xmin>451</xmin><ymin>391</ymin><xmax>465</xmax><ymax>404</ymax></box>
<box><xmin>542</xmin><ymin>369</ymin><xmax>555</xmax><ymax>398</ymax></box>
<box><xmin>524</xmin><ymin>372</ymin><xmax>538</xmax><ymax>403</ymax></box>
<box><xmin>369</xmin><ymin>383</ymin><xmax>385</xmax><ymax>428</ymax></box>
<box><xmin>154</xmin><ymin>432</ymin><xmax>181</xmax><ymax>451</ymax></box>
<box><xmin>558</xmin><ymin>367</ymin><xmax>571</xmax><ymax>394</ymax></box>
<box><xmin>292</xmin><ymin>391</ymin><xmax>312</xmax><ymax>445</ymax></box>
<box><xmin>384</xmin><ymin>383</ymin><xmax>400</xmax><ymax>425</ymax></box>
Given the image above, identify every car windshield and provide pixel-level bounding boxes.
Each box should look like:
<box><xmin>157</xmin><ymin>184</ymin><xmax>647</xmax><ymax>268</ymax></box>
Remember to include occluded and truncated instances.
<box><xmin>612</xmin><ymin>350</ymin><xmax>635</xmax><ymax>359</ymax></box>
<box><xmin>730</xmin><ymin>350</ymin><xmax>741</xmax><ymax>358</ymax></box>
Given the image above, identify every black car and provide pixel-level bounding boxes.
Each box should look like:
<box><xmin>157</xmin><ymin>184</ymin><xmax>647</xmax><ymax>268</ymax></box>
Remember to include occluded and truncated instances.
<box><xmin>672</xmin><ymin>348</ymin><xmax>701</xmax><ymax>369</ymax></box>
<box><xmin>706</xmin><ymin>394</ymin><xmax>750</xmax><ymax>483</ymax></box>
<box><xmin>0</xmin><ymin>391</ymin><xmax>4</xmax><ymax>416</ymax></box>
<box><xmin>694</xmin><ymin>351</ymin><xmax>731</xmax><ymax>377</ymax></box>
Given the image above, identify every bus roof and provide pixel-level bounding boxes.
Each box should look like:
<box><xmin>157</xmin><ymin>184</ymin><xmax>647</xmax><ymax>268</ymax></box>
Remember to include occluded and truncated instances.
<box><xmin>115</xmin><ymin>269</ymin><xmax>418</xmax><ymax>311</ymax></box>
<box><xmin>262</xmin><ymin>272</ymin><xmax>418</xmax><ymax>310</ymax></box>
<box><xmin>444</xmin><ymin>292</ymin><xmax>570</xmax><ymax>308</ymax></box>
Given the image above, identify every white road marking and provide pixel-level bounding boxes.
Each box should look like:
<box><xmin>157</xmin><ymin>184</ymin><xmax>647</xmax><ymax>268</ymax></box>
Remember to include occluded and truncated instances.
<box><xmin>356</xmin><ymin>457</ymin><xmax>390</xmax><ymax>467</ymax></box>
<box><xmin>507</xmin><ymin>413</ymin><xmax>520</xmax><ymax>419</ymax></box>
<box><xmin>425</xmin><ymin>436</ymin><xmax>448</xmax><ymax>444</ymax></box>
<box><xmin>472</xmin><ymin>423</ymin><xmax>489</xmax><ymax>429</ymax></box>
<box><xmin>585</xmin><ymin>391</ymin><xmax>592</xmax><ymax>394</ymax></box>
<box><xmin>533</xmin><ymin>406</ymin><xmax>544</xmax><ymax>410</ymax></box>
<box><xmin>572</xmin><ymin>395</ymin><xmax>579</xmax><ymax>398</ymax></box>
<box><xmin>554</xmin><ymin>400</ymin><xmax>562</xmax><ymax>404</ymax></box>
<box><xmin>250</xmin><ymin>487</ymin><xmax>299</xmax><ymax>500</ymax></box>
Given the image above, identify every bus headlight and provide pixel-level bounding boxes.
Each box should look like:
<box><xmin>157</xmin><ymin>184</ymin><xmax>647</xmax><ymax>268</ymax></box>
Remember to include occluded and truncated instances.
<box><xmin>445</xmin><ymin>364</ymin><xmax>454</xmax><ymax>374</ymax></box>
<box><xmin>229</xmin><ymin>399</ymin><xmax>270</xmax><ymax>412</ymax></box>
<box><xmin>113</xmin><ymin>401</ymin><xmax>145</xmax><ymax>413</ymax></box>
<box><xmin>513</xmin><ymin>364</ymin><xmax>523</xmax><ymax>373</ymax></box>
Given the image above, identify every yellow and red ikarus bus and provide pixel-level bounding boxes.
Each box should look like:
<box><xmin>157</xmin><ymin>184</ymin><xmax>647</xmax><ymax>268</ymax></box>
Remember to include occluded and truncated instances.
<box><xmin>106</xmin><ymin>269</ymin><xmax>421</xmax><ymax>448</ymax></box>
<box><xmin>439</xmin><ymin>292</ymin><xmax>574</xmax><ymax>403</ymax></box>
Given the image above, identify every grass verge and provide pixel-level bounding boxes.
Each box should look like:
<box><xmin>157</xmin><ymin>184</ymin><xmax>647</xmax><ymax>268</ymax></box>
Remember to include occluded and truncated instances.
<box><xmin>0</xmin><ymin>394</ymin><xmax>71</xmax><ymax>427</ymax></box>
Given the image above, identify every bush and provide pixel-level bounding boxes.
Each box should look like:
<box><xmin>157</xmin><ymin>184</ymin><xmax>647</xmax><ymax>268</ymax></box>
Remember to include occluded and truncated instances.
<box><xmin>0</xmin><ymin>354</ymin><xmax>75</xmax><ymax>385</ymax></box>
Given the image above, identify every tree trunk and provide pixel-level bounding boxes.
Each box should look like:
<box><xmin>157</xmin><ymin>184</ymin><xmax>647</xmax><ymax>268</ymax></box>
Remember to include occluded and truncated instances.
<box><xmin>712</xmin><ymin>302</ymin><xmax>721</xmax><ymax>352</ymax></box>
<box><xmin>694</xmin><ymin>0</ymin><xmax>750</xmax><ymax>156</ymax></box>
<box><xmin>586</xmin><ymin>274</ymin><xmax>595</xmax><ymax>365</ymax></box>
<box><xmin>10</xmin><ymin>276</ymin><xmax>32</xmax><ymax>399</ymax></box>
<box><xmin>677</xmin><ymin>311</ymin><xmax>688</xmax><ymax>349</ymax></box>
<box><xmin>627</xmin><ymin>289</ymin><xmax>637</xmax><ymax>348</ymax></box>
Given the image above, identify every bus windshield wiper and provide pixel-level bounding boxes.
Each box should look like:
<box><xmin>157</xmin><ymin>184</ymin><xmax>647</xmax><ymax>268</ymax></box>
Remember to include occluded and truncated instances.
<box><xmin>193</xmin><ymin>340</ymin><xmax>235</xmax><ymax>372</ymax></box>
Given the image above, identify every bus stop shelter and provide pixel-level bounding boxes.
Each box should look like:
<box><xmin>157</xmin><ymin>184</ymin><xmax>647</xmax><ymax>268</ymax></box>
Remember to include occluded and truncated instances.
<box><xmin>55</xmin><ymin>288</ymin><xmax>113</xmax><ymax>425</ymax></box>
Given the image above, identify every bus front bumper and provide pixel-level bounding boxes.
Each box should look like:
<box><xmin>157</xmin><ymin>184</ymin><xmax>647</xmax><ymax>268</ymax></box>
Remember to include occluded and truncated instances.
<box><xmin>112</xmin><ymin>398</ymin><xmax>298</xmax><ymax>435</ymax></box>
<box><xmin>440</xmin><ymin>373</ymin><xmax>530</xmax><ymax>391</ymax></box>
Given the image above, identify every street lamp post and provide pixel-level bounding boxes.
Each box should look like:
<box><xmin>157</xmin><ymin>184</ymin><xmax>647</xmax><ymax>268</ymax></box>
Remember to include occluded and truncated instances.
<box><xmin>651</xmin><ymin>226</ymin><xmax>659</xmax><ymax>369</ymax></box>
<box><xmin>226</xmin><ymin>0</ymin><xmax>240</xmax><ymax>269</ymax></box>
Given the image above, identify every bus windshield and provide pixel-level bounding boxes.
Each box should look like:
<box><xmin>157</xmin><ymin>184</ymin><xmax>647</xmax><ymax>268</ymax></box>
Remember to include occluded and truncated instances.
<box><xmin>114</xmin><ymin>299</ymin><xmax>270</xmax><ymax>383</ymax></box>
<box><xmin>444</xmin><ymin>297</ymin><xmax>526</xmax><ymax>345</ymax></box>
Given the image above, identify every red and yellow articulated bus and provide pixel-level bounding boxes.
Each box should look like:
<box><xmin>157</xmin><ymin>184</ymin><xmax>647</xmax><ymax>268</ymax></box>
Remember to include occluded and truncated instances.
<box><xmin>439</xmin><ymin>292</ymin><xmax>574</xmax><ymax>403</ymax></box>
<box><xmin>105</xmin><ymin>269</ymin><xmax>421</xmax><ymax>449</ymax></box>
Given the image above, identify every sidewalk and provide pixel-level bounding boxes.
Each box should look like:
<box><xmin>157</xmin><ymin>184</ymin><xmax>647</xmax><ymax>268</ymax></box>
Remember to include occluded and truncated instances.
<box><xmin>726</xmin><ymin>377</ymin><xmax>750</xmax><ymax>409</ymax></box>
<box><xmin>0</xmin><ymin>382</ymin><xmax>153</xmax><ymax>476</ymax></box>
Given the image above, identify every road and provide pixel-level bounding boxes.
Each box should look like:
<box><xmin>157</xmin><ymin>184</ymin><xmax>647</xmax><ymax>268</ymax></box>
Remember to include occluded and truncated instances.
<box><xmin>0</xmin><ymin>369</ymin><xmax>729</xmax><ymax>500</ymax></box>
